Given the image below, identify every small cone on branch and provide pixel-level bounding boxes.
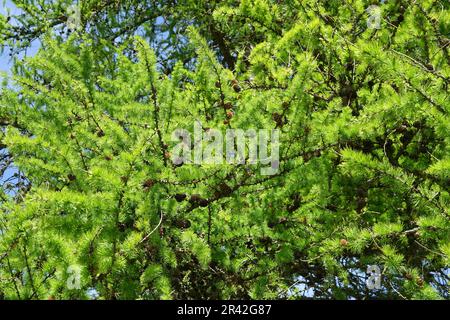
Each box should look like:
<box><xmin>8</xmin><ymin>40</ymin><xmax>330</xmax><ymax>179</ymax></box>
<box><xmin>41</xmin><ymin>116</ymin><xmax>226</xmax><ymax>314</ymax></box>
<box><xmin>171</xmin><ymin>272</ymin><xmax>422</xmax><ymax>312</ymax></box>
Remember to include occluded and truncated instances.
<box><xmin>416</xmin><ymin>278</ymin><xmax>424</xmax><ymax>287</ymax></box>
<box><xmin>142</xmin><ymin>179</ymin><xmax>154</xmax><ymax>189</ymax></box>
<box><xmin>189</xmin><ymin>194</ymin><xmax>202</xmax><ymax>203</ymax></box>
<box><xmin>218</xmin><ymin>182</ymin><xmax>232</xmax><ymax>196</ymax></box>
<box><xmin>174</xmin><ymin>193</ymin><xmax>187</xmax><ymax>202</ymax></box>
<box><xmin>231</xmin><ymin>79</ymin><xmax>241</xmax><ymax>92</ymax></box>
<box><xmin>224</xmin><ymin>102</ymin><xmax>233</xmax><ymax>110</ymax></box>
<box><xmin>174</xmin><ymin>219</ymin><xmax>191</xmax><ymax>229</ymax></box>
<box><xmin>272</xmin><ymin>112</ymin><xmax>285</xmax><ymax>128</ymax></box>
<box><xmin>198</xmin><ymin>198</ymin><xmax>209</xmax><ymax>207</ymax></box>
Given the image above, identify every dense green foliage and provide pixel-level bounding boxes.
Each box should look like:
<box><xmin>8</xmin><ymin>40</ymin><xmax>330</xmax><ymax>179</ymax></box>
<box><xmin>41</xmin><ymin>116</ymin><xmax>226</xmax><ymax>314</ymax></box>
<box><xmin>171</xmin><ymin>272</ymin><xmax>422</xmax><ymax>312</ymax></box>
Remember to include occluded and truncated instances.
<box><xmin>0</xmin><ymin>0</ymin><xmax>449</xmax><ymax>299</ymax></box>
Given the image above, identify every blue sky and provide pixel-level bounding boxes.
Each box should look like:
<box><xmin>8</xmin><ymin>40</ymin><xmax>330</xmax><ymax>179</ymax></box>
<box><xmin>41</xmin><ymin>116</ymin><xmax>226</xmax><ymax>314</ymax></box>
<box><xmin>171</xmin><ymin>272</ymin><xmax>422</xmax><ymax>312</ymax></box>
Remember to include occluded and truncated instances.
<box><xmin>0</xmin><ymin>0</ymin><xmax>18</xmax><ymax>72</ymax></box>
<box><xmin>0</xmin><ymin>1</ymin><xmax>40</xmax><ymax>191</ymax></box>
<box><xmin>0</xmin><ymin>0</ymin><xmax>40</xmax><ymax>73</ymax></box>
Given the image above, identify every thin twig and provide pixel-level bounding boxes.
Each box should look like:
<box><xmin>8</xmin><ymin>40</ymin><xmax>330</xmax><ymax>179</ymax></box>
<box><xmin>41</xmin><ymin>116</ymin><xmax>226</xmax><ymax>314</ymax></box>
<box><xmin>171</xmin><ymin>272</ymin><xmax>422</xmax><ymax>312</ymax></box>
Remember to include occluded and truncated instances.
<box><xmin>139</xmin><ymin>211</ymin><xmax>163</xmax><ymax>243</ymax></box>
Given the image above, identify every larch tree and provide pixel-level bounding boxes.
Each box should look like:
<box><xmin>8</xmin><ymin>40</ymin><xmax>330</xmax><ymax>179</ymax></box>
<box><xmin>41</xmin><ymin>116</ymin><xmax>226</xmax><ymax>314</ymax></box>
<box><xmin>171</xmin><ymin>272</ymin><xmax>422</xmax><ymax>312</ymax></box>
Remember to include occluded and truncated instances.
<box><xmin>0</xmin><ymin>0</ymin><xmax>449</xmax><ymax>300</ymax></box>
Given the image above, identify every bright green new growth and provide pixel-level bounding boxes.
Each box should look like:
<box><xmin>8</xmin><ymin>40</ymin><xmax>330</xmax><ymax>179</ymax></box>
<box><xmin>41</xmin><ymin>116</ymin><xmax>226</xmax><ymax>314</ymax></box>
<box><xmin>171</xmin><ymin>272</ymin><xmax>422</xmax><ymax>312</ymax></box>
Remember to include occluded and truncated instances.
<box><xmin>0</xmin><ymin>0</ymin><xmax>449</xmax><ymax>299</ymax></box>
